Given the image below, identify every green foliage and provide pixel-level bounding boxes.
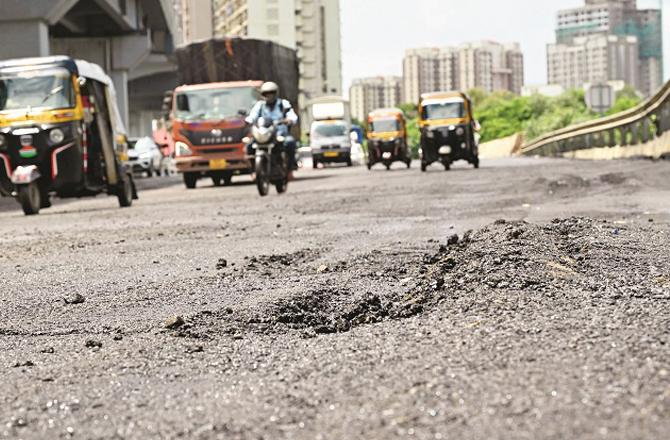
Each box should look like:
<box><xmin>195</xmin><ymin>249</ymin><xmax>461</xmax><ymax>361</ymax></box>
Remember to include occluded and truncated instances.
<box><xmin>405</xmin><ymin>116</ymin><xmax>420</xmax><ymax>158</ymax></box>
<box><xmin>398</xmin><ymin>103</ymin><xmax>418</xmax><ymax>118</ymax></box>
<box><xmin>605</xmin><ymin>86</ymin><xmax>642</xmax><ymax>116</ymax></box>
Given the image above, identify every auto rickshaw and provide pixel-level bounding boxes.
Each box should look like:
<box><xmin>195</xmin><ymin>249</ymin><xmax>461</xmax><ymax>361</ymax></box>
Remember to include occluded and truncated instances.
<box><xmin>0</xmin><ymin>56</ymin><xmax>136</xmax><ymax>215</ymax></box>
<box><xmin>418</xmin><ymin>91</ymin><xmax>480</xmax><ymax>171</ymax></box>
<box><xmin>367</xmin><ymin>108</ymin><xmax>411</xmax><ymax>170</ymax></box>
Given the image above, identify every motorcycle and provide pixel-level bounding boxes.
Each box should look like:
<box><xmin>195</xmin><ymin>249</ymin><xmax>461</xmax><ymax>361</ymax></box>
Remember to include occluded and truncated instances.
<box><xmin>248</xmin><ymin>117</ymin><xmax>289</xmax><ymax>196</ymax></box>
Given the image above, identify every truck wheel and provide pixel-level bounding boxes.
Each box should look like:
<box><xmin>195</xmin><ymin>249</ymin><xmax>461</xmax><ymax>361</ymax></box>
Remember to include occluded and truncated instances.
<box><xmin>17</xmin><ymin>183</ymin><xmax>41</xmax><ymax>216</ymax></box>
<box><xmin>223</xmin><ymin>173</ymin><xmax>233</xmax><ymax>186</ymax></box>
<box><xmin>184</xmin><ymin>173</ymin><xmax>198</xmax><ymax>189</ymax></box>
<box><xmin>117</xmin><ymin>175</ymin><xmax>133</xmax><ymax>208</ymax></box>
<box><xmin>312</xmin><ymin>159</ymin><xmax>319</xmax><ymax>169</ymax></box>
<box><xmin>212</xmin><ymin>176</ymin><xmax>223</xmax><ymax>187</ymax></box>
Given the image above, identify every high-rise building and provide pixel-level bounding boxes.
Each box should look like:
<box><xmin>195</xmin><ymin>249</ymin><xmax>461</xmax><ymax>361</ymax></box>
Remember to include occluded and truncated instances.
<box><xmin>175</xmin><ymin>0</ymin><xmax>214</xmax><ymax>44</ymax></box>
<box><xmin>551</xmin><ymin>0</ymin><xmax>663</xmax><ymax>95</ymax></box>
<box><xmin>349</xmin><ymin>76</ymin><xmax>402</xmax><ymax>122</ymax></box>
<box><xmin>548</xmin><ymin>34</ymin><xmax>640</xmax><ymax>90</ymax></box>
<box><xmin>402</xmin><ymin>42</ymin><xmax>524</xmax><ymax>104</ymax></box>
<box><xmin>212</xmin><ymin>0</ymin><xmax>342</xmax><ymax>106</ymax></box>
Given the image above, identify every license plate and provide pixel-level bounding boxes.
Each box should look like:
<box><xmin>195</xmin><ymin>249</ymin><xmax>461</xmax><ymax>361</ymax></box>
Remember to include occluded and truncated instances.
<box><xmin>209</xmin><ymin>159</ymin><xmax>228</xmax><ymax>170</ymax></box>
<box><xmin>323</xmin><ymin>151</ymin><xmax>339</xmax><ymax>158</ymax></box>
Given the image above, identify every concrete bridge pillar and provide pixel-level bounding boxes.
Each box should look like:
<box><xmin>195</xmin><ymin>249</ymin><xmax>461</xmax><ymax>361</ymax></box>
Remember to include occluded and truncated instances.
<box><xmin>0</xmin><ymin>0</ymin><xmax>77</xmax><ymax>58</ymax></box>
<box><xmin>0</xmin><ymin>20</ymin><xmax>50</xmax><ymax>59</ymax></box>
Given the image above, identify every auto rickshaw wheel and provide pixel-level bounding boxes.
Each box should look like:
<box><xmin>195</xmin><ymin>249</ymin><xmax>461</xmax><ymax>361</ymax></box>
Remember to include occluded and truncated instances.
<box><xmin>274</xmin><ymin>179</ymin><xmax>287</xmax><ymax>194</ymax></box>
<box><xmin>39</xmin><ymin>185</ymin><xmax>52</xmax><ymax>208</ymax></box>
<box><xmin>346</xmin><ymin>158</ymin><xmax>353</xmax><ymax>167</ymax></box>
<box><xmin>406</xmin><ymin>159</ymin><xmax>411</xmax><ymax>169</ymax></box>
<box><xmin>183</xmin><ymin>172</ymin><xmax>198</xmax><ymax>189</ymax></box>
<box><xmin>17</xmin><ymin>183</ymin><xmax>41</xmax><ymax>216</ymax></box>
<box><xmin>117</xmin><ymin>175</ymin><xmax>133</xmax><ymax>208</ymax></box>
<box><xmin>312</xmin><ymin>159</ymin><xmax>319</xmax><ymax>169</ymax></box>
<box><xmin>473</xmin><ymin>157</ymin><xmax>480</xmax><ymax>169</ymax></box>
<box><xmin>366</xmin><ymin>162</ymin><xmax>372</xmax><ymax>170</ymax></box>
<box><xmin>385</xmin><ymin>162</ymin><xmax>391</xmax><ymax>171</ymax></box>
<box><xmin>421</xmin><ymin>161</ymin><xmax>427</xmax><ymax>172</ymax></box>
<box><xmin>443</xmin><ymin>162</ymin><xmax>451</xmax><ymax>171</ymax></box>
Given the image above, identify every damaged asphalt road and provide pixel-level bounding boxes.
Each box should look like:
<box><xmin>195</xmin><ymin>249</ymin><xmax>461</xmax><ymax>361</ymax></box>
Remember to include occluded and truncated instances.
<box><xmin>0</xmin><ymin>157</ymin><xmax>669</xmax><ymax>439</ymax></box>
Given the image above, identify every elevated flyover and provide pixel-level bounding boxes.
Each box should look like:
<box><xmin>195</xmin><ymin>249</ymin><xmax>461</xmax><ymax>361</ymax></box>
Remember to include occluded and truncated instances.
<box><xmin>522</xmin><ymin>80</ymin><xmax>670</xmax><ymax>159</ymax></box>
<box><xmin>0</xmin><ymin>0</ymin><xmax>180</xmax><ymax>137</ymax></box>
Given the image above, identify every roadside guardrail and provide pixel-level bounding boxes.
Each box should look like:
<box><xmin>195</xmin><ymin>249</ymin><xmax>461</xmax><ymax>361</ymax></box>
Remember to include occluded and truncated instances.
<box><xmin>522</xmin><ymin>80</ymin><xmax>670</xmax><ymax>157</ymax></box>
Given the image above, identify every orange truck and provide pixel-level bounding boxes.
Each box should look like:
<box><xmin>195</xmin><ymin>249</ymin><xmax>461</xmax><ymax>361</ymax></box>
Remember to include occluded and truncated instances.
<box><xmin>159</xmin><ymin>81</ymin><xmax>261</xmax><ymax>189</ymax></box>
<box><xmin>154</xmin><ymin>38</ymin><xmax>299</xmax><ymax>189</ymax></box>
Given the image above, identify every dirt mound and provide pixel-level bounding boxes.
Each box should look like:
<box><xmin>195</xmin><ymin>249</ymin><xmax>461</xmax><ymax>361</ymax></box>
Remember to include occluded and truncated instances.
<box><xmin>417</xmin><ymin>217</ymin><xmax>668</xmax><ymax>308</ymax></box>
<box><xmin>266</xmin><ymin>217</ymin><xmax>668</xmax><ymax>335</ymax></box>
<box><xmin>180</xmin><ymin>218</ymin><xmax>668</xmax><ymax>339</ymax></box>
<box><xmin>244</xmin><ymin>249</ymin><xmax>320</xmax><ymax>271</ymax></box>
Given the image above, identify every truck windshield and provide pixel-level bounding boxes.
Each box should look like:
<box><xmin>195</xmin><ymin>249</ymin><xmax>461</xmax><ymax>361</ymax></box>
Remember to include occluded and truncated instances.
<box><xmin>175</xmin><ymin>86</ymin><xmax>257</xmax><ymax>121</ymax></box>
<box><xmin>0</xmin><ymin>68</ymin><xmax>75</xmax><ymax>113</ymax></box>
<box><xmin>371</xmin><ymin>119</ymin><xmax>400</xmax><ymax>133</ymax></box>
<box><xmin>313</xmin><ymin>123</ymin><xmax>348</xmax><ymax>138</ymax></box>
<box><xmin>422</xmin><ymin>100</ymin><xmax>465</xmax><ymax>120</ymax></box>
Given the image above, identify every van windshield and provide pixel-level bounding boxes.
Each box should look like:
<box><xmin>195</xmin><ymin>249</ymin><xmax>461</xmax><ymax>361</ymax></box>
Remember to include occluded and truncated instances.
<box><xmin>0</xmin><ymin>68</ymin><xmax>75</xmax><ymax>113</ymax></box>
<box><xmin>370</xmin><ymin>119</ymin><xmax>400</xmax><ymax>133</ymax></box>
<box><xmin>175</xmin><ymin>86</ymin><xmax>258</xmax><ymax>121</ymax></box>
<box><xmin>312</xmin><ymin>122</ymin><xmax>348</xmax><ymax>138</ymax></box>
<box><xmin>422</xmin><ymin>99</ymin><xmax>465</xmax><ymax>120</ymax></box>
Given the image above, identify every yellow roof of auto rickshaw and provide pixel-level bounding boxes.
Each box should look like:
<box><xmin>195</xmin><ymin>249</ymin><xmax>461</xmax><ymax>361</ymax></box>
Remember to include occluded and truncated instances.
<box><xmin>420</xmin><ymin>91</ymin><xmax>470</xmax><ymax>102</ymax></box>
<box><xmin>368</xmin><ymin>108</ymin><xmax>404</xmax><ymax>119</ymax></box>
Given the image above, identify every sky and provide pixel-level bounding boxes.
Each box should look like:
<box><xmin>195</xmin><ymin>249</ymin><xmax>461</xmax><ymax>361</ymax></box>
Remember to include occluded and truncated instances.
<box><xmin>340</xmin><ymin>0</ymin><xmax>669</xmax><ymax>93</ymax></box>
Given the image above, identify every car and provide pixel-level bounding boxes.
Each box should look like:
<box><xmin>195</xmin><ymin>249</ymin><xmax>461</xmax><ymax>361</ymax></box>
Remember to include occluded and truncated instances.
<box><xmin>128</xmin><ymin>137</ymin><xmax>163</xmax><ymax>177</ymax></box>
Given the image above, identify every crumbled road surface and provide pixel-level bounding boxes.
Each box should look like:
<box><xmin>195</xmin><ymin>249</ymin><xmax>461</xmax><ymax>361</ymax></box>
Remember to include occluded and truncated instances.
<box><xmin>1</xmin><ymin>158</ymin><xmax>669</xmax><ymax>439</ymax></box>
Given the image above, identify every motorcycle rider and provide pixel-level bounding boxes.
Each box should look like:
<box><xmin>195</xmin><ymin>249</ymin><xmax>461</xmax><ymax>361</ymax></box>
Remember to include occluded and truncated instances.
<box><xmin>246</xmin><ymin>82</ymin><xmax>298</xmax><ymax>178</ymax></box>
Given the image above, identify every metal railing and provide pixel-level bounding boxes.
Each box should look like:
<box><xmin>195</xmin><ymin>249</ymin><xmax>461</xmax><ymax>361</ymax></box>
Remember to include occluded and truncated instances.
<box><xmin>522</xmin><ymin>79</ymin><xmax>670</xmax><ymax>156</ymax></box>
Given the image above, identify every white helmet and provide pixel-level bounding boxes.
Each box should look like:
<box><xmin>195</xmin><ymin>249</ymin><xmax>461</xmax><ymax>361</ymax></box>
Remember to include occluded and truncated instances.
<box><xmin>260</xmin><ymin>81</ymin><xmax>279</xmax><ymax>95</ymax></box>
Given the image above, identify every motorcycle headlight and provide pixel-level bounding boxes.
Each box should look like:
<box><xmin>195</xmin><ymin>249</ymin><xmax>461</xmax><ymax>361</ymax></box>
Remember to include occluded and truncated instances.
<box><xmin>0</xmin><ymin>134</ymin><xmax>6</xmax><ymax>147</ymax></box>
<box><xmin>276</xmin><ymin>135</ymin><xmax>286</xmax><ymax>143</ymax></box>
<box><xmin>426</xmin><ymin>130</ymin><xmax>435</xmax><ymax>139</ymax></box>
<box><xmin>252</xmin><ymin>125</ymin><xmax>272</xmax><ymax>144</ymax></box>
<box><xmin>49</xmin><ymin>128</ymin><xmax>65</xmax><ymax>144</ymax></box>
<box><xmin>456</xmin><ymin>127</ymin><xmax>465</xmax><ymax>136</ymax></box>
<box><xmin>175</xmin><ymin>141</ymin><xmax>192</xmax><ymax>157</ymax></box>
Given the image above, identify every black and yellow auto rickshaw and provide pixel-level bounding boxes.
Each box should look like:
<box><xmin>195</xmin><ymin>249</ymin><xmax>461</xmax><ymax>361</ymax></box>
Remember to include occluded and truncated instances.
<box><xmin>367</xmin><ymin>108</ymin><xmax>411</xmax><ymax>170</ymax></box>
<box><xmin>418</xmin><ymin>91</ymin><xmax>480</xmax><ymax>171</ymax></box>
<box><xmin>0</xmin><ymin>56</ymin><xmax>136</xmax><ymax>215</ymax></box>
